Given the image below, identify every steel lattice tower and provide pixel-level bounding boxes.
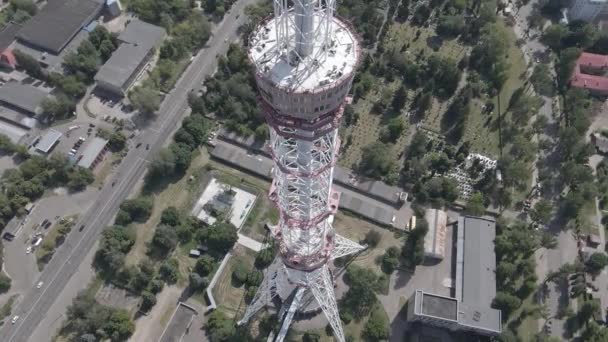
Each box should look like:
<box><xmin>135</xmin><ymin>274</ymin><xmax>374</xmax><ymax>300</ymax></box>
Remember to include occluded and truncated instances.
<box><xmin>238</xmin><ymin>1</ymin><xmax>364</xmax><ymax>341</ymax></box>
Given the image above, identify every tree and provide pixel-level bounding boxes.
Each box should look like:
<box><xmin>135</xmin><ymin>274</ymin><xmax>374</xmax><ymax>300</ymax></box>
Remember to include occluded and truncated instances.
<box><xmin>232</xmin><ymin>262</ymin><xmax>249</xmax><ymax>286</ymax></box>
<box><xmin>586</xmin><ymin>252</ymin><xmax>608</xmax><ymax>275</ymax></box>
<box><xmin>148</xmin><ymin>148</ymin><xmax>176</xmax><ymax>180</ymax></box>
<box><xmin>542</xmin><ymin>24</ymin><xmax>568</xmax><ymax>50</ymax></box>
<box><xmin>381</xmin><ymin>246</ymin><xmax>400</xmax><ymax>274</ymax></box>
<box><xmin>195</xmin><ymin>255</ymin><xmax>215</xmax><ymax>276</ymax></box>
<box><xmin>119</xmin><ymin>197</ymin><xmax>154</xmax><ymax>223</ymax></box>
<box><xmin>67</xmin><ymin>167</ymin><xmax>94</xmax><ymax>191</ymax></box>
<box><xmin>160</xmin><ymin>207</ymin><xmax>181</xmax><ymax>226</ymax></box>
<box><xmin>437</xmin><ymin>15</ymin><xmax>465</xmax><ymax>37</ymax></box>
<box><xmin>303</xmin><ymin>331</ymin><xmax>321</xmax><ymax>342</ymax></box>
<box><xmin>530</xmin><ymin>199</ymin><xmax>552</xmax><ymax>224</ymax></box>
<box><xmin>391</xmin><ymin>85</ymin><xmax>407</xmax><ymax>112</ymax></box>
<box><xmin>189</xmin><ymin>272</ymin><xmax>209</xmax><ymax>291</ymax></box>
<box><xmin>151</xmin><ymin>225</ymin><xmax>178</xmax><ymax>255</ymax></box>
<box><xmin>359</xmin><ymin>142</ymin><xmax>394</xmax><ymax>178</ymax></box>
<box><xmin>170</xmin><ymin>142</ymin><xmax>193</xmax><ymax>173</ymax></box>
<box><xmin>13</xmin><ymin>49</ymin><xmax>44</xmax><ymax>79</ymax></box>
<box><xmin>41</xmin><ymin>95</ymin><xmax>76</xmax><ymax>119</ymax></box>
<box><xmin>0</xmin><ymin>273</ymin><xmax>11</xmax><ymax>293</ymax></box>
<box><xmin>140</xmin><ymin>290</ymin><xmax>157</xmax><ymax>311</ymax></box>
<box><xmin>159</xmin><ymin>258</ymin><xmax>179</xmax><ymax>283</ymax></box>
<box><xmin>108</xmin><ymin>132</ymin><xmax>127</xmax><ymax>152</ymax></box>
<box><xmin>464</xmin><ymin>192</ymin><xmax>485</xmax><ymax>216</ymax></box>
<box><xmin>531</xmin><ymin>64</ymin><xmax>555</xmax><ymax>97</ymax></box>
<box><xmin>129</xmin><ymin>85</ymin><xmax>161</xmax><ymax>115</ymax></box>
<box><xmin>206</xmin><ymin>310</ymin><xmax>236</xmax><ymax>341</ymax></box>
<box><xmin>255</xmin><ymin>246</ymin><xmax>275</xmax><ymax>269</ymax></box>
<box><xmin>341</xmin><ymin>265</ymin><xmax>378</xmax><ymax>319</ymax></box>
<box><xmin>578</xmin><ymin>300</ymin><xmax>600</xmax><ymax>323</ymax></box>
<box><xmin>493</xmin><ymin>291</ymin><xmax>522</xmax><ymax>318</ymax></box>
<box><xmin>363</xmin><ymin>307</ymin><xmax>389</xmax><ymax>341</ymax></box>
<box><xmin>539</xmin><ymin>231</ymin><xmax>558</xmax><ymax>250</ymax></box>
<box><xmin>199</xmin><ymin>222</ymin><xmax>238</xmax><ymax>256</ymax></box>
<box><xmin>380</xmin><ymin>117</ymin><xmax>405</xmax><ymax>143</ymax></box>
<box><xmin>364</xmin><ymin>230</ymin><xmax>382</xmax><ymax>248</ymax></box>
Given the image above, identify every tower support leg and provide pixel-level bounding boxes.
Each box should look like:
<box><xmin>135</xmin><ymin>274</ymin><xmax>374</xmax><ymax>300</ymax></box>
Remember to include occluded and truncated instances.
<box><xmin>238</xmin><ymin>258</ymin><xmax>281</xmax><ymax>325</ymax></box>
<box><xmin>307</xmin><ymin>265</ymin><xmax>345</xmax><ymax>342</ymax></box>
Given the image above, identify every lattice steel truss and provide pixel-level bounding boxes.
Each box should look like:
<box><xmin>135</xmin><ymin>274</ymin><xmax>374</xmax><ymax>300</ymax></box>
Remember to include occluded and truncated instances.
<box><xmin>240</xmin><ymin>1</ymin><xmax>362</xmax><ymax>341</ymax></box>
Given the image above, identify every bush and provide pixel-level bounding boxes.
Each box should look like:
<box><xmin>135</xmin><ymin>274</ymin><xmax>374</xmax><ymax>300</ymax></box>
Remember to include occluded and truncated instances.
<box><xmin>255</xmin><ymin>246</ymin><xmax>275</xmax><ymax>269</ymax></box>
<box><xmin>364</xmin><ymin>230</ymin><xmax>382</xmax><ymax>248</ymax></box>
<box><xmin>363</xmin><ymin>307</ymin><xmax>389</xmax><ymax>341</ymax></box>
<box><xmin>381</xmin><ymin>246</ymin><xmax>400</xmax><ymax>273</ymax></box>
<box><xmin>159</xmin><ymin>258</ymin><xmax>179</xmax><ymax>284</ymax></box>
<box><xmin>303</xmin><ymin>331</ymin><xmax>321</xmax><ymax>342</ymax></box>
<box><xmin>245</xmin><ymin>269</ymin><xmax>263</xmax><ymax>288</ymax></box>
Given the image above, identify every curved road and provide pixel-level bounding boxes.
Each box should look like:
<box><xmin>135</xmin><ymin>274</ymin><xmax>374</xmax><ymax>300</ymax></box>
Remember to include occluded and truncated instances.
<box><xmin>0</xmin><ymin>2</ymin><xmax>255</xmax><ymax>341</ymax></box>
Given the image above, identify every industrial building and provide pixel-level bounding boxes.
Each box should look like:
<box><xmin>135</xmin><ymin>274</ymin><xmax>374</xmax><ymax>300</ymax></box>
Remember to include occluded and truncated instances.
<box><xmin>77</xmin><ymin>137</ymin><xmax>108</xmax><ymax>170</ymax></box>
<box><xmin>0</xmin><ymin>82</ymin><xmax>50</xmax><ymax>116</ymax></box>
<box><xmin>569</xmin><ymin>0</ymin><xmax>608</xmax><ymax>22</ymax></box>
<box><xmin>94</xmin><ymin>19</ymin><xmax>166</xmax><ymax>96</ymax></box>
<box><xmin>0</xmin><ymin>23</ymin><xmax>20</xmax><ymax>69</ymax></box>
<box><xmin>16</xmin><ymin>0</ymin><xmax>103</xmax><ymax>54</ymax></box>
<box><xmin>407</xmin><ymin>216</ymin><xmax>502</xmax><ymax>337</ymax></box>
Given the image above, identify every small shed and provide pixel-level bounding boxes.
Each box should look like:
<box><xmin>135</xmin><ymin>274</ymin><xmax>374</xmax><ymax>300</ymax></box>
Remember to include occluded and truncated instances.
<box><xmin>189</xmin><ymin>249</ymin><xmax>201</xmax><ymax>258</ymax></box>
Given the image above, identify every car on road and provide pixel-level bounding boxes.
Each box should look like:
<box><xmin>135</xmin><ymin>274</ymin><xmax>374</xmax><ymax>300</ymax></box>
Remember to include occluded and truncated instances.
<box><xmin>36</xmin><ymin>281</ymin><xmax>43</xmax><ymax>289</ymax></box>
<box><xmin>11</xmin><ymin>315</ymin><xmax>18</xmax><ymax>324</ymax></box>
<box><xmin>79</xmin><ymin>224</ymin><xmax>85</xmax><ymax>232</ymax></box>
<box><xmin>26</xmin><ymin>246</ymin><xmax>32</xmax><ymax>254</ymax></box>
<box><xmin>136</xmin><ymin>143</ymin><xmax>142</xmax><ymax>148</ymax></box>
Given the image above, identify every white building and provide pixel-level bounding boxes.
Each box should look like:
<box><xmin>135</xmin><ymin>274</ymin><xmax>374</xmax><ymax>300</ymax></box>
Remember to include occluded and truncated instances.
<box><xmin>570</xmin><ymin>0</ymin><xmax>608</xmax><ymax>22</ymax></box>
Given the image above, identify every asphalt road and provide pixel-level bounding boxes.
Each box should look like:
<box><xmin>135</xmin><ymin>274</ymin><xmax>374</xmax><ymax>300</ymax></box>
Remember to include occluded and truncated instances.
<box><xmin>0</xmin><ymin>2</ymin><xmax>255</xmax><ymax>341</ymax></box>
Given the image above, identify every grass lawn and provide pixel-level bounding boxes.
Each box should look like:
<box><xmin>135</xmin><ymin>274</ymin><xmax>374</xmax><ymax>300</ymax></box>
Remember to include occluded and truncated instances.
<box><xmin>333</xmin><ymin>212</ymin><xmax>405</xmax><ymax>271</ymax></box>
<box><xmin>125</xmin><ymin>149</ymin><xmax>210</xmax><ymax>267</ymax></box>
<box><xmin>36</xmin><ymin>214</ymin><xmax>78</xmax><ymax>271</ymax></box>
<box><xmin>212</xmin><ymin>245</ymin><xmax>256</xmax><ymax>319</ymax></box>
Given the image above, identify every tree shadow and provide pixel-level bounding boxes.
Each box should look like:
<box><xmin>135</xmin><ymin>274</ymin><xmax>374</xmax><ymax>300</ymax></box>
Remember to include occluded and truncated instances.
<box><xmin>426</xmin><ymin>35</ymin><xmax>443</xmax><ymax>52</ymax></box>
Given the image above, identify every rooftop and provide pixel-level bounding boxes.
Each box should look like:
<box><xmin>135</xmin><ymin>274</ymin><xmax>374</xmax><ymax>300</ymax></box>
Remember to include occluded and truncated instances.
<box><xmin>460</xmin><ymin>216</ymin><xmax>497</xmax><ymax>307</ymax></box>
<box><xmin>36</xmin><ymin>129</ymin><xmax>62</xmax><ymax>153</ymax></box>
<box><xmin>17</xmin><ymin>0</ymin><xmax>103</xmax><ymax>54</ymax></box>
<box><xmin>418</xmin><ymin>291</ymin><xmax>458</xmax><ymax>321</ymax></box>
<box><xmin>249</xmin><ymin>13</ymin><xmax>359</xmax><ymax>92</ymax></box>
<box><xmin>95</xmin><ymin>19</ymin><xmax>166</xmax><ymax>92</ymax></box>
<box><xmin>0</xmin><ymin>82</ymin><xmax>49</xmax><ymax>114</ymax></box>
<box><xmin>210</xmin><ymin>143</ymin><xmax>273</xmax><ymax>179</ymax></box>
<box><xmin>338</xmin><ymin>192</ymin><xmax>395</xmax><ymax>226</ymax></box>
<box><xmin>117</xmin><ymin>19</ymin><xmax>166</xmax><ymax>47</ymax></box>
<box><xmin>424</xmin><ymin>209</ymin><xmax>447</xmax><ymax>260</ymax></box>
<box><xmin>0</xmin><ymin>23</ymin><xmax>21</xmax><ymax>51</ymax></box>
<box><xmin>77</xmin><ymin>137</ymin><xmax>108</xmax><ymax>168</ymax></box>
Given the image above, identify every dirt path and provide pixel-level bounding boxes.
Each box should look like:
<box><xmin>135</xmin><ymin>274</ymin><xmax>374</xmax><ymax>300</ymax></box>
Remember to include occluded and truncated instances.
<box><xmin>129</xmin><ymin>285</ymin><xmax>183</xmax><ymax>342</ymax></box>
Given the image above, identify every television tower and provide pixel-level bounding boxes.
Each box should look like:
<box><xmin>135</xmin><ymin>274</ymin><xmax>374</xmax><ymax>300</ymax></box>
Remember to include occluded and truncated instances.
<box><xmin>238</xmin><ymin>1</ymin><xmax>364</xmax><ymax>341</ymax></box>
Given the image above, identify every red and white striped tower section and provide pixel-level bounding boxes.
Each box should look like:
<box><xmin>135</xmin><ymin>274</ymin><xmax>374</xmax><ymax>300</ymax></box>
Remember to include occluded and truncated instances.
<box><xmin>238</xmin><ymin>1</ymin><xmax>365</xmax><ymax>341</ymax></box>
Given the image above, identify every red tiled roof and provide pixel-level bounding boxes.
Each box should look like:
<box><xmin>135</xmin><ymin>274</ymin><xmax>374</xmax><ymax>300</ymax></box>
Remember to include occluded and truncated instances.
<box><xmin>578</xmin><ymin>52</ymin><xmax>608</xmax><ymax>69</ymax></box>
<box><xmin>570</xmin><ymin>52</ymin><xmax>608</xmax><ymax>93</ymax></box>
<box><xmin>0</xmin><ymin>49</ymin><xmax>16</xmax><ymax>68</ymax></box>
<box><xmin>571</xmin><ymin>73</ymin><xmax>608</xmax><ymax>92</ymax></box>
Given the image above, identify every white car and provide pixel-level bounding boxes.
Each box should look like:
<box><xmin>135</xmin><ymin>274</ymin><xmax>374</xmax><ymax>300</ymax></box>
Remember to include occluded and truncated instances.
<box><xmin>36</xmin><ymin>281</ymin><xmax>43</xmax><ymax>289</ymax></box>
<box><xmin>11</xmin><ymin>315</ymin><xmax>18</xmax><ymax>324</ymax></box>
<box><xmin>25</xmin><ymin>246</ymin><xmax>32</xmax><ymax>254</ymax></box>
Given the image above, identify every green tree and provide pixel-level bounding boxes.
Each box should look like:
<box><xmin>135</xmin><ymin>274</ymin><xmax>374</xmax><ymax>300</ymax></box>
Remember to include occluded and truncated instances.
<box><xmin>586</xmin><ymin>252</ymin><xmax>608</xmax><ymax>275</ymax></box>
<box><xmin>0</xmin><ymin>273</ymin><xmax>11</xmax><ymax>293</ymax></box>
<box><xmin>195</xmin><ymin>255</ymin><xmax>215</xmax><ymax>276</ymax></box>
<box><xmin>119</xmin><ymin>197</ymin><xmax>154</xmax><ymax>223</ymax></box>
<box><xmin>160</xmin><ymin>206</ymin><xmax>181</xmax><ymax>226</ymax></box>
<box><xmin>437</xmin><ymin>15</ymin><xmax>465</xmax><ymax>37</ymax></box>
<box><xmin>159</xmin><ymin>258</ymin><xmax>179</xmax><ymax>283</ymax></box>
<box><xmin>206</xmin><ymin>310</ymin><xmax>236</xmax><ymax>341</ymax></box>
<box><xmin>530</xmin><ymin>199</ymin><xmax>552</xmax><ymax>224</ymax></box>
<box><xmin>67</xmin><ymin>167</ymin><xmax>94</xmax><ymax>191</ymax></box>
<box><xmin>363</xmin><ymin>307</ymin><xmax>389</xmax><ymax>341</ymax></box>
<box><xmin>108</xmin><ymin>132</ymin><xmax>127</xmax><ymax>152</ymax></box>
<box><xmin>359</xmin><ymin>142</ymin><xmax>394</xmax><ymax>178</ymax></box>
<box><xmin>189</xmin><ymin>272</ymin><xmax>209</xmax><ymax>291</ymax></box>
<box><xmin>199</xmin><ymin>222</ymin><xmax>238</xmax><ymax>256</ymax></box>
<box><xmin>13</xmin><ymin>49</ymin><xmax>44</xmax><ymax>79</ymax></box>
<box><xmin>148</xmin><ymin>148</ymin><xmax>176</xmax><ymax>180</ymax></box>
<box><xmin>464</xmin><ymin>192</ymin><xmax>486</xmax><ymax>216</ymax></box>
<box><xmin>150</xmin><ymin>225</ymin><xmax>178</xmax><ymax>255</ymax></box>
<box><xmin>381</xmin><ymin>246</ymin><xmax>400</xmax><ymax>274</ymax></box>
<box><xmin>341</xmin><ymin>265</ymin><xmax>378</xmax><ymax>319</ymax></box>
<box><xmin>493</xmin><ymin>291</ymin><xmax>522</xmax><ymax>318</ymax></box>
<box><xmin>129</xmin><ymin>85</ymin><xmax>161</xmax><ymax>115</ymax></box>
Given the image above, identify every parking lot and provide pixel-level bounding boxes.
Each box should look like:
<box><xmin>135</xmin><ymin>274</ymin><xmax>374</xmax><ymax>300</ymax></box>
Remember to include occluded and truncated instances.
<box><xmin>86</xmin><ymin>92</ymin><xmax>135</xmax><ymax>122</ymax></box>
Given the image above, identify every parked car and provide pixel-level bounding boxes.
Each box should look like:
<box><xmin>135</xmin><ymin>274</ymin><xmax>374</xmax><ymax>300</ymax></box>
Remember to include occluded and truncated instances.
<box><xmin>11</xmin><ymin>316</ymin><xmax>19</xmax><ymax>324</ymax></box>
<box><xmin>36</xmin><ymin>281</ymin><xmax>43</xmax><ymax>289</ymax></box>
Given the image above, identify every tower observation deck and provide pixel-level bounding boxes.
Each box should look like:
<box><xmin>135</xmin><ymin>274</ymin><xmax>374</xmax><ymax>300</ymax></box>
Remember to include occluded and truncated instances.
<box><xmin>238</xmin><ymin>1</ymin><xmax>366</xmax><ymax>342</ymax></box>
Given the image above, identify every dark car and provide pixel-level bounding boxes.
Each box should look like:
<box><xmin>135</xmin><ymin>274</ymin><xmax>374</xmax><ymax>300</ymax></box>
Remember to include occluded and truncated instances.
<box><xmin>79</xmin><ymin>224</ymin><xmax>85</xmax><ymax>232</ymax></box>
<box><xmin>44</xmin><ymin>221</ymin><xmax>52</xmax><ymax>229</ymax></box>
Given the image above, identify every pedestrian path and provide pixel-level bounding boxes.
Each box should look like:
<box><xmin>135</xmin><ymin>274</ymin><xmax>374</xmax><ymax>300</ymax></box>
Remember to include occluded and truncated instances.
<box><xmin>237</xmin><ymin>233</ymin><xmax>266</xmax><ymax>252</ymax></box>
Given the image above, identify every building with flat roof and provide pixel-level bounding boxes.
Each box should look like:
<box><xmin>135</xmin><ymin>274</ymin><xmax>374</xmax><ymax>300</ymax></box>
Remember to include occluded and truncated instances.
<box><xmin>0</xmin><ymin>23</ymin><xmax>21</xmax><ymax>69</ymax></box>
<box><xmin>36</xmin><ymin>129</ymin><xmax>62</xmax><ymax>154</ymax></box>
<box><xmin>408</xmin><ymin>216</ymin><xmax>501</xmax><ymax>337</ymax></box>
<box><xmin>77</xmin><ymin>137</ymin><xmax>108</xmax><ymax>169</ymax></box>
<box><xmin>94</xmin><ymin>19</ymin><xmax>166</xmax><ymax>96</ymax></box>
<box><xmin>424</xmin><ymin>209</ymin><xmax>447</xmax><ymax>260</ymax></box>
<box><xmin>0</xmin><ymin>82</ymin><xmax>49</xmax><ymax>116</ymax></box>
<box><xmin>16</xmin><ymin>0</ymin><xmax>103</xmax><ymax>54</ymax></box>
